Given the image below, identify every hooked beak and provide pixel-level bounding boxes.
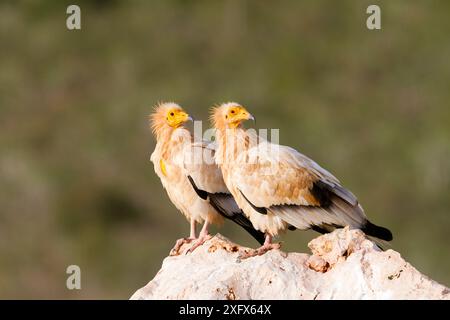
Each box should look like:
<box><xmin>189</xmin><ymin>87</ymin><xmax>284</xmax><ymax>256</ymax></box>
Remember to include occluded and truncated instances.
<box><xmin>239</xmin><ymin>109</ymin><xmax>255</xmax><ymax>122</ymax></box>
<box><xmin>178</xmin><ymin>111</ymin><xmax>193</xmax><ymax>124</ymax></box>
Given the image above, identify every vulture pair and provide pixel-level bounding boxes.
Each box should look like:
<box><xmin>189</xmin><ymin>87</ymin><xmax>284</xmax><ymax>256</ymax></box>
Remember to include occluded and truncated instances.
<box><xmin>149</xmin><ymin>102</ymin><xmax>392</xmax><ymax>255</ymax></box>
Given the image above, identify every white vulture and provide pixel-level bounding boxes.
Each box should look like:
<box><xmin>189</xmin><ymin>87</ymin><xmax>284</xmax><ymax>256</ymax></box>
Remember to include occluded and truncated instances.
<box><xmin>211</xmin><ymin>102</ymin><xmax>393</xmax><ymax>255</ymax></box>
<box><xmin>149</xmin><ymin>102</ymin><xmax>264</xmax><ymax>254</ymax></box>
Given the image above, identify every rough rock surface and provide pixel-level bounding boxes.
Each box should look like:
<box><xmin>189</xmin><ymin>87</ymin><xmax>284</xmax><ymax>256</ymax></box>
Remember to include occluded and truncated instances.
<box><xmin>131</xmin><ymin>227</ymin><xmax>449</xmax><ymax>300</ymax></box>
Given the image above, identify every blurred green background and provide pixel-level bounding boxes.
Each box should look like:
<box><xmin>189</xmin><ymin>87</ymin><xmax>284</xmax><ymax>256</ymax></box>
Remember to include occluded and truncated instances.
<box><xmin>0</xmin><ymin>0</ymin><xmax>449</xmax><ymax>299</ymax></box>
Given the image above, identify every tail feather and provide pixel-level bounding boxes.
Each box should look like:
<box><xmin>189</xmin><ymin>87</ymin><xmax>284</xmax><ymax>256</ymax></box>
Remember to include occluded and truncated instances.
<box><xmin>362</xmin><ymin>220</ymin><xmax>393</xmax><ymax>241</ymax></box>
<box><xmin>240</xmin><ymin>224</ymin><xmax>265</xmax><ymax>245</ymax></box>
<box><xmin>208</xmin><ymin>193</ymin><xmax>265</xmax><ymax>245</ymax></box>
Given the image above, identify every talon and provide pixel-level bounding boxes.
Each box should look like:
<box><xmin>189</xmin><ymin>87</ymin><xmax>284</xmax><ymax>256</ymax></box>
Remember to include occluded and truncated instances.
<box><xmin>170</xmin><ymin>237</ymin><xmax>196</xmax><ymax>256</ymax></box>
<box><xmin>257</xmin><ymin>242</ymin><xmax>281</xmax><ymax>255</ymax></box>
<box><xmin>185</xmin><ymin>233</ymin><xmax>211</xmax><ymax>254</ymax></box>
<box><xmin>239</xmin><ymin>242</ymin><xmax>281</xmax><ymax>259</ymax></box>
<box><xmin>239</xmin><ymin>249</ymin><xmax>258</xmax><ymax>260</ymax></box>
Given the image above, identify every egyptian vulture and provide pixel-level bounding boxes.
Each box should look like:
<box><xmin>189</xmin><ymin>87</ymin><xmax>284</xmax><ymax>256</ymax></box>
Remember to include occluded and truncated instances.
<box><xmin>211</xmin><ymin>102</ymin><xmax>392</xmax><ymax>255</ymax></box>
<box><xmin>149</xmin><ymin>102</ymin><xmax>264</xmax><ymax>254</ymax></box>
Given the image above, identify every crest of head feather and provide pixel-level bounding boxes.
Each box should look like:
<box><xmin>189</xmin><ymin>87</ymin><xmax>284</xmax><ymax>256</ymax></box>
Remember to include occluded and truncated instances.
<box><xmin>210</xmin><ymin>102</ymin><xmax>242</xmax><ymax>130</ymax></box>
<box><xmin>149</xmin><ymin>102</ymin><xmax>182</xmax><ymax>137</ymax></box>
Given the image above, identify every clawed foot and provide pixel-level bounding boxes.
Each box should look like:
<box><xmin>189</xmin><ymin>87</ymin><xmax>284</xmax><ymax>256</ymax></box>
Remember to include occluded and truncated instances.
<box><xmin>239</xmin><ymin>242</ymin><xmax>281</xmax><ymax>259</ymax></box>
<box><xmin>170</xmin><ymin>237</ymin><xmax>196</xmax><ymax>256</ymax></box>
<box><xmin>185</xmin><ymin>233</ymin><xmax>213</xmax><ymax>254</ymax></box>
<box><xmin>256</xmin><ymin>242</ymin><xmax>281</xmax><ymax>255</ymax></box>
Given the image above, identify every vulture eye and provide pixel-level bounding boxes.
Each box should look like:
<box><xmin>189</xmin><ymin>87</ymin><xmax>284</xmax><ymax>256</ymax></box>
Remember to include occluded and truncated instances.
<box><xmin>170</xmin><ymin>112</ymin><xmax>174</xmax><ymax>116</ymax></box>
<box><xmin>231</xmin><ymin>110</ymin><xmax>235</xmax><ymax>114</ymax></box>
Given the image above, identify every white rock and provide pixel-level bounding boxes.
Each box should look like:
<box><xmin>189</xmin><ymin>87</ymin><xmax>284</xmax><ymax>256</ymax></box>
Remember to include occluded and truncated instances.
<box><xmin>130</xmin><ymin>227</ymin><xmax>449</xmax><ymax>300</ymax></box>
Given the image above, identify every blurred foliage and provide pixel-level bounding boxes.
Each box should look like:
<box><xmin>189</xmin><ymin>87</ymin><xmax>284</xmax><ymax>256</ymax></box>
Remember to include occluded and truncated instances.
<box><xmin>0</xmin><ymin>0</ymin><xmax>449</xmax><ymax>298</ymax></box>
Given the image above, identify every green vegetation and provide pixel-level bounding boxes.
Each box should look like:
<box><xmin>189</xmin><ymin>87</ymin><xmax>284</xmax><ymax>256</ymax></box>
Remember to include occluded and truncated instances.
<box><xmin>0</xmin><ymin>1</ymin><xmax>449</xmax><ymax>298</ymax></box>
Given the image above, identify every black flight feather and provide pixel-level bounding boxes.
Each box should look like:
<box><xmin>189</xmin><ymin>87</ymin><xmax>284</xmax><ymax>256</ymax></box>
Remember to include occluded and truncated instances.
<box><xmin>187</xmin><ymin>176</ymin><xmax>265</xmax><ymax>245</ymax></box>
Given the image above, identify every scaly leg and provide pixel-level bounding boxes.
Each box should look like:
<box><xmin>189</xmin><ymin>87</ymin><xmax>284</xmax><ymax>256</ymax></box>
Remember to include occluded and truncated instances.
<box><xmin>256</xmin><ymin>234</ymin><xmax>281</xmax><ymax>255</ymax></box>
<box><xmin>185</xmin><ymin>219</ymin><xmax>213</xmax><ymax>254</ymax></box>
<box><xmin>240</xmin><ymin>234</ymin><xmax>281</xmax><ymax>259</ymax></box>
<box><xmin>170</xmin><ymin>219</ymin><xmax>197</xmax><ymax>256</ymax></box>
<box><xmin>189</xmin><ymin>218</ymin><xmax>197</xmax><ymax>239</ymax></box>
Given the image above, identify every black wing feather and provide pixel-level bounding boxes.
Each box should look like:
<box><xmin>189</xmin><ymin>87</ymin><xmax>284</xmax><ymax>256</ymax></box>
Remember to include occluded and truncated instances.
<box><xmin>239</xmin><ymin>189</ymin><xmax>267</xmax><ymax>215</ymax></box>
<box><xmin>187</xmin><ymin>176</ymin><xmax>265</xmax><ymax>245</ymax></box>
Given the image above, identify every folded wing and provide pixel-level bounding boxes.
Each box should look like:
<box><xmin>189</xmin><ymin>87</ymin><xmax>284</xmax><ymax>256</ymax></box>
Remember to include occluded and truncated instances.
<box><xmin>231</xmin><ymin>142</ymin><xmax>369</xmax><ymax>232</ymax></box>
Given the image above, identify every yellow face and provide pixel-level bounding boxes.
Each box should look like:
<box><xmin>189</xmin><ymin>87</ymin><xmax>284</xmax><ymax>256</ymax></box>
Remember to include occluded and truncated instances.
<box><xmin>225</xmin><ymin>105</ymin><xmax>254</xmax><ymax>128</ymax></box>
<box><xmin>166</xmin><ymin>108</ymin><xmax>192</xmax><ymax>128</ymax></box>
